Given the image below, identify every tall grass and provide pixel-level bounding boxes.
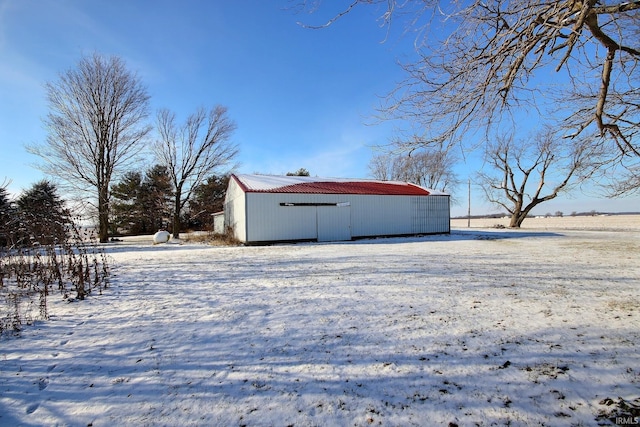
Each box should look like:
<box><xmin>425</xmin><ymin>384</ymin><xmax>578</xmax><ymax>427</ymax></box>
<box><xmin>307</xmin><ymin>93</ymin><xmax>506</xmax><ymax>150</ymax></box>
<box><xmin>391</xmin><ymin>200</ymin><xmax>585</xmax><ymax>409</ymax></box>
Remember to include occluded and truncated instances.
<box><xmin>0</xmin><ymin>221</ymin><xmax>110</xmax><ymax>334</ymax></box>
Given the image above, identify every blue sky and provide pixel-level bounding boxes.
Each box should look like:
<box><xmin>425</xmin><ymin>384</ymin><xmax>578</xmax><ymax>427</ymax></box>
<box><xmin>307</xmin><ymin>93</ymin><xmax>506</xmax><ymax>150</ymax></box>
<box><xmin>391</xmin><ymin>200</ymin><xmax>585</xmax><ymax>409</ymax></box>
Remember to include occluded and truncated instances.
<box><xmin>1</xmin><ymin>0</ymin><xmax>638</xmax><ymax>217</ymax></box>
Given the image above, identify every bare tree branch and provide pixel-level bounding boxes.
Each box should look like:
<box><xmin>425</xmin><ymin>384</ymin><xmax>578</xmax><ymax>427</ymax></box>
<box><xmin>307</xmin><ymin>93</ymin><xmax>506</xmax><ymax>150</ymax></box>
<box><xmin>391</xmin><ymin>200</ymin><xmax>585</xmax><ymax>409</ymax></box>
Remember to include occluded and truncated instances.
<box><xmin>295</xmin><ymin>1</ymin><xmax>640</xmax><ymax>192</ymax></box>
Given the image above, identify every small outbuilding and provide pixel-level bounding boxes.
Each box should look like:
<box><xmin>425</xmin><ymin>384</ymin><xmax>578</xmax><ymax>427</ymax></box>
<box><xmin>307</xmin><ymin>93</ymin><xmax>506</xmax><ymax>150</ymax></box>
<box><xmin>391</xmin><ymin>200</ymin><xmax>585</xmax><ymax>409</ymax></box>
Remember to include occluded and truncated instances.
<box><xmin>224</xmin><ymin>174</ymin><xmax>450</xmax><ymax>244</ymax></box>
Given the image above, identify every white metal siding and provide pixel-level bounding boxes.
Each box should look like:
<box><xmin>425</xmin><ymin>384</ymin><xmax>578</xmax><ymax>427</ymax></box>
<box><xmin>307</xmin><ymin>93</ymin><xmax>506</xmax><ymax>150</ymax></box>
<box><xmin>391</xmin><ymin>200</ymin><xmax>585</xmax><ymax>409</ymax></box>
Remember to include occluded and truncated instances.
<box><xmin>245</xmin><ymin>193</ymin><xmax>318</xmax><ymax>242</ymax></box>
<box><xmin>212</xmin><ymin>212</ymin><xmax>224</xmax><ymax>234</ymax></box>
<box><xmin>411</xmin><ymin>195</ymin><xmax>450</xmax><ymax>234</ymax></box>
<box><xmin>223</xmin><ymin>179</ymin><xmax>247</xmax><ymax>241</ymax></box>
<box><xmin>349</xmin><ymin>195</ymin><xmax>412</xmax><ymax>237</ymax></box>
<box><xmin>229</xmin><ymin>187</ymin><xmax>450</xmax><ymax>243</ymax></box>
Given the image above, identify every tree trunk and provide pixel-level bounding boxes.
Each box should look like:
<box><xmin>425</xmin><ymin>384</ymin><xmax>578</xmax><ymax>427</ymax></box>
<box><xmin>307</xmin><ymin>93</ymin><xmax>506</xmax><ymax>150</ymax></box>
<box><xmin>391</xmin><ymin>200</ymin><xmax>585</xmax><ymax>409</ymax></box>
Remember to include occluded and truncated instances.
<box><xmin>510</xmin><ymin>203</ymin><xmax>538</xmax><ymax>228</ymax></box>
<box><xmin>98</xmin><ymin>186</ymin><xmax>109</xmax><ymax>243</ymax></box>
<box><xmin>172</xmin><ymin>189</ymin><xmax>181</xmax><ymax>239</ymax></box>
<box><xmin>509</xmin><ymin>213</ymin><xmax>525</xmax><ymax>228</ymax></box>
<box><xmin>509</xmin><ymin>200</ymin><xmax>523</xmax><ymax>228</ymax></box>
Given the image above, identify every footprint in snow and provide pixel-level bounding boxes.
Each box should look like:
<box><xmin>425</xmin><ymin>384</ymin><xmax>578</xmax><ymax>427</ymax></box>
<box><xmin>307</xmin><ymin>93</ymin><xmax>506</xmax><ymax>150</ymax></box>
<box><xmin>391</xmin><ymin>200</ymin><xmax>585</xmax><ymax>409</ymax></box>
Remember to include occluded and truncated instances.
<box><xmin>38</xmin><ymin>378</ymin><xmax>48</xmax><ymax>390</ymax></box>
<box><xmin>47</xmin><ymin>364</ymin><xmax>56</xmax><ymax>372</ymax></box>
<box><xmin>26</xmin><ymin>403</ymin><xmax>39</xmax><ymax>414</ymax></box>
<box><xmin>59</xmin><ymin>340</ymin><xmax>68</xmax><ymax>346</ymax></box>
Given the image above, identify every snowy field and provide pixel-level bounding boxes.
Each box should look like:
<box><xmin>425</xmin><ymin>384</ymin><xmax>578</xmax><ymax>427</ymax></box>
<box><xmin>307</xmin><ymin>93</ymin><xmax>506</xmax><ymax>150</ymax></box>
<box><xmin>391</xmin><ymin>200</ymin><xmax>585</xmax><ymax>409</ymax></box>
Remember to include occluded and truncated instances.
<box><xmin>451</xmin><ymin>214</ymin><xmax>640</xmax><ymax>231</ymax></box>
<box><xmin>1</xmin><ymin>216</ymin><xmax>639</xmax><ymax>426</ymax></box>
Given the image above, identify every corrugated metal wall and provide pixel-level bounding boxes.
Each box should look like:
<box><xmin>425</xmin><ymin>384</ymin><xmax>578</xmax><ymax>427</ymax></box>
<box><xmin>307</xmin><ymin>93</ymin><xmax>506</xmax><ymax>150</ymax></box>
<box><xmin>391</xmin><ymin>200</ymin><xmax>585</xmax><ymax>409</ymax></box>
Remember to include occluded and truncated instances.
<box><xmin>236</xmin><ymin>192</ymin><xmax>450</xmax><ymax>243</ymax></box>
<box><xmin>411</xmin><ymin>195</ymin><xmax>450</xmax><ymax>234</ymax></box>
<box><xmin>350</xmin><ymin>195</ymin><xmax>411</xmax><ymax>237</ymax></box>
<box><xmin>245</xmin><ymin>193</ymin><xmax>328</xmax><ymax>242</ymax></box>
<box><xmin>223</xmin><ymin>179</ymin><xmax>247</xmax><ymax>241</ymax></box>
<box><xmin>212</xmin><ymin>212</ymin><xmax>224</xmax><ymax>234</ymax></box>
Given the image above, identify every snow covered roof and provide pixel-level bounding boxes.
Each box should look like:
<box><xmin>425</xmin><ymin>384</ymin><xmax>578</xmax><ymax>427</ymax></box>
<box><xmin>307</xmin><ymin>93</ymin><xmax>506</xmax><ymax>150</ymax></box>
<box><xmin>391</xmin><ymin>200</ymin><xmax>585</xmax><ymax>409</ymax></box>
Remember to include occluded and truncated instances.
<box><xmin>232</xmin><ymin>174</ymin><xmax>448</xmax><ymax>196</ymax></box>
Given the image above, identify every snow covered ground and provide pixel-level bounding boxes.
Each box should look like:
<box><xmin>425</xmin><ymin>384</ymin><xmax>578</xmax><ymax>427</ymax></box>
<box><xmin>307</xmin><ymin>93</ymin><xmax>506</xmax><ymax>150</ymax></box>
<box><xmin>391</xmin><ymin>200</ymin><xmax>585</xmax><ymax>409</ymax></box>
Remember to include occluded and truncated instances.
<box><xmin>1</xmin><ymin>218</ymin><xmax>639</xmax><ymax>426</ymax></box>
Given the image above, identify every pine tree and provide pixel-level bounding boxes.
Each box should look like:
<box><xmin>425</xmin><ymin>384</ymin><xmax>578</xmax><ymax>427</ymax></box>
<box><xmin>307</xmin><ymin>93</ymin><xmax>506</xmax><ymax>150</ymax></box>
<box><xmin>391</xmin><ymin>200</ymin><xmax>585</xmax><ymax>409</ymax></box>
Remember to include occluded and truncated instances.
<box><xmin>110</xmin><ymin>171</ymin><xmax>143</xmax><ymax>234</ymax></box>
<box><xmin>186</xmin><ymin>175</ymin><xmax>229</xmax><ymax>230</ymax></box>
<box><xmin>139</xmin><ymin>165</ymin><xmax>173</xmax><ymax>233</ymax></box>
<box><xmin>0</xmin><ymin>186</ymin><xmax>15</xmax><ymax>247</ymax></box>
<box><xmin>16</xmin><ymin>180</ymin><xmax>69</xmax><ymax>246</ymax></box>
<box><xmin>110</xmin><ymin>165</ymin><xmax>173</xmax><ymax>235</ymax></box>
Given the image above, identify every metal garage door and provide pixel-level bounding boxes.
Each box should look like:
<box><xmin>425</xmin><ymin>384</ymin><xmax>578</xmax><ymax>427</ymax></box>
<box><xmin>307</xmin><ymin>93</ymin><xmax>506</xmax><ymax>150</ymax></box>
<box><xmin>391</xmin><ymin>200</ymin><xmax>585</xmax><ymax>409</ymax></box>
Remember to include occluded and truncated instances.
<box><xmin>317</xmin><ymin>205</ymin><xmax>351</xmax><ymax>242</ymax></box>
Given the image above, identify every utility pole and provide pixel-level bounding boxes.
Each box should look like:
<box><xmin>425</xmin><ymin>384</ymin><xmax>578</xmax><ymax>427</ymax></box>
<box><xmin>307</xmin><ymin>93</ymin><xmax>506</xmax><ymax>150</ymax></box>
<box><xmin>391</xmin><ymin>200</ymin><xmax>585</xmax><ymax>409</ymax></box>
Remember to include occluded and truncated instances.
<box><xmin>467</xmin><ymin>178</ymin><xmax>471</xmax><ymax>228</ymax></box>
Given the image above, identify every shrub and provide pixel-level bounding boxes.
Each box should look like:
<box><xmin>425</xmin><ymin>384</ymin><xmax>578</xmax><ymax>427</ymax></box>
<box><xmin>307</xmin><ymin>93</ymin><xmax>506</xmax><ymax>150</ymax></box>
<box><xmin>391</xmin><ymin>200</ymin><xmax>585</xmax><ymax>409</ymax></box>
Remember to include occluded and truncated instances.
<box><xmin>1</xmin><ymin>213</ymin><xmax>110</xmax><ymax>334</ymax></box>
<box><xmin>182</xmin><ymin>227</ymin><xmax>241</xmax><ymax>246</ymax></box>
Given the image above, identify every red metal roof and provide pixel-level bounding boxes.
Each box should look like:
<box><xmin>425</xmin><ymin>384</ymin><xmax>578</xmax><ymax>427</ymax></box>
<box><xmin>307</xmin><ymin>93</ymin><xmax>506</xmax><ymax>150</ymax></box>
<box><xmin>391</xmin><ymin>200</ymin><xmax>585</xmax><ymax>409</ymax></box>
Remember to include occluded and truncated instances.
<box><xmin>268</xmin><ymin>181</ymin><xmax>430</xmax><ymax>195</ymax></box>
<box><xmin>232</xmin><ymin>174</ymin><xmax>433</xmax><ymax>196</ymax></box>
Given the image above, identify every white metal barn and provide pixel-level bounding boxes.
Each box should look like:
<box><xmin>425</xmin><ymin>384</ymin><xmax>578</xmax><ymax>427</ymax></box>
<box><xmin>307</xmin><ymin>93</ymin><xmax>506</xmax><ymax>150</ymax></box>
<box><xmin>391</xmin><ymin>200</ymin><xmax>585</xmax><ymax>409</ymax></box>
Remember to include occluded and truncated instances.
<box><xmin>224</xmin><ymin>174</ymin><xmax>450</xmax><ymax>244</ymax></box>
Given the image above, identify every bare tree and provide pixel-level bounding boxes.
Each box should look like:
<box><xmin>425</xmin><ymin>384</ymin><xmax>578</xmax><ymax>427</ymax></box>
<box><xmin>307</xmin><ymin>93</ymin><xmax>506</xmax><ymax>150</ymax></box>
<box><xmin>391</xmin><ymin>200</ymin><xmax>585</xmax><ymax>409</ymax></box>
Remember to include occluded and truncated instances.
<box><xmin>29</xmin><ymin>53</ymin><xmax>151</xmax><ymax>242</ymax></box>
<box><xmin>478</xmin><ymin>128</ymin><xmax>598</xmax><ymax>227</ymax></box>
<box><xmin>294</xmin><ymin>1</ymin><xmax>640</xmax><ymax>189</ymax></box>
<box><xmin>155</xmin><ymin>106</ymin><xmax>238</xmax><ymax>239</ymax></box>
<box><xmin>368</xmin><ymin>152</ymin><xmax>394</xmax><ymax>181</ymax></box>
<box><xmin>400</xmin><ymin>150</ymin><xmax>459</xmax><ymax>193</ymax></box>
<box><xmin>369</xmin><ymin>144</ymin><xmax>460</xmax><ymax>193</ymax></box>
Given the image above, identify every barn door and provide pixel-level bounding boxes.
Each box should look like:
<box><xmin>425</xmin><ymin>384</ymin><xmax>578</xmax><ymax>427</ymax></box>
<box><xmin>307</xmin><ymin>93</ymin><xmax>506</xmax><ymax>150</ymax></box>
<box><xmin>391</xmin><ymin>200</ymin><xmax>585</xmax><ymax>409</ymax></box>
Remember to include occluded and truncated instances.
<box><xmin>317</xmin><ymin>205</ymin><xmax>351</xmax><ymax>242</ymax></box>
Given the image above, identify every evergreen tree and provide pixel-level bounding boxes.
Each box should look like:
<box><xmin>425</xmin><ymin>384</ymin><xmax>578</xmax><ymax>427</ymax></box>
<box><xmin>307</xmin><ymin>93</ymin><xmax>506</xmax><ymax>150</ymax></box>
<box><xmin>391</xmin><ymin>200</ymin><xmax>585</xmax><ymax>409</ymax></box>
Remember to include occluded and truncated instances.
<box><xmin>286</xmin><ymin>168</ymin><xmax>310</xmax><ymax>176</ymax></box>
<box><xmin>139</xmin><ymin>165</ymin><xmax>173</xmax><ymax>233</ymax></box>
<box><xmin>0</xmin><ymin>186</ymin><xmax>15</xmax><ymax>247</ymax></box>
<box><xmin>110</xmin><ymin>165</ymin><xmax>173</xmax><ymax>235</ymax></box>
<box><xmin>16</xmin><ymin>180</ymin><xmax>69</xmax><ymax>246</ymax></box>
<box><xmin>110</xmin><ymin>171</ymin><xmax>143</xmax><ymax>234</ymax></box>
<box><xmin>186</xmin><ymin>175</ymin><xmax>229</xmax><ymax>230</ymax></box>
